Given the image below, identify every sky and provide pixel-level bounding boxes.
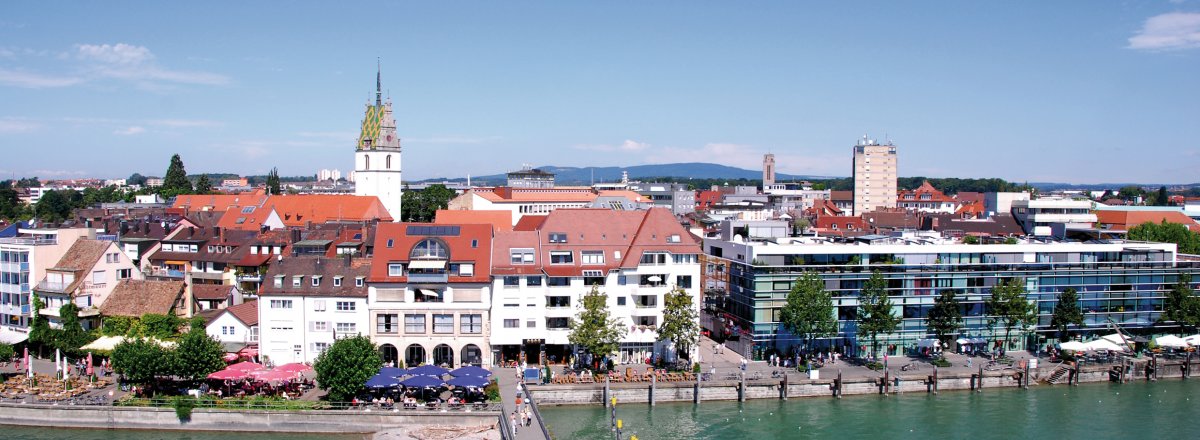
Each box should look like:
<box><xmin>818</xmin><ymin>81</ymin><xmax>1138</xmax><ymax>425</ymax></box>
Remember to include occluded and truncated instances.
<box><xmin>1</xmin><ymin>2</ymin><xmax>1199</xmax><ymax>184</ymax></box>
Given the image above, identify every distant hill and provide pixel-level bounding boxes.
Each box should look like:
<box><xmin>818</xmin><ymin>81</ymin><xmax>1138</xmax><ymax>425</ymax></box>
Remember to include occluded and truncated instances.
<box><xmin>417</xmin><ymin>162</ymin><xmax>835</xmax><ymax>186</ymax></box>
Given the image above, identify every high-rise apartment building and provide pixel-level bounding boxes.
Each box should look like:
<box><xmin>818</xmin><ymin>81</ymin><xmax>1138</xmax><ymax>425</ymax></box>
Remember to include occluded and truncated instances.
<box><xmin>851</xmin><ymin>135</ymin><xmax>897</xmax><ymax>216</ymax></box>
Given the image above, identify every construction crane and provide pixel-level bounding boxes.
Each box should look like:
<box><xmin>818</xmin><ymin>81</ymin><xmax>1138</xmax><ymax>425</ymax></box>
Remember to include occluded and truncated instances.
<box><xmin>1105</xmin><ymin>316</ymin><xmax>1138</xmax><ymax>352</ymax></box>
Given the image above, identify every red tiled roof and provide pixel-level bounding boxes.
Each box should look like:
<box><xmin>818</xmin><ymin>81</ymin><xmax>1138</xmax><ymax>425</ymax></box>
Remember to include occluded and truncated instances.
<box><xmin>222</xmin><ymin>300</ymin><xmax>258</xmax><ymax>327</ymax></box>
<box><xmin>435</xmin><ymin>210</ymin><xmax>512</xmax><ymax>231</ymax></box>
<box><xmin>1096</xmin><ymin>210</ymin><xmax>1200</xmax><ymax>233</ymax></box>
<box><xmin>217</xmin><ymin>194</ymin><xmax>392</xmax><ymax>231</ymax></box>
<box><xmin>513</xmin><ymin>215</ymin><xmax>547</xmax><ymax>231</ymax></box>
<box><xmin>100</xmin><ymin>279</ymin><xmax>185</xmax><ymax>317</ymax></box>
<box><xmin>173</xmin><ymin>194</ymin><xmax>268</xmax><ymax>213</ymax></box>
<box><xmin>368</xmin><ymin>223</ymin><xmax>493</xmax><ymax>283</ymax></box>
<box><xmin>193</xmin><ymin>284</ymin><xmax>234</xmax><ymax>300</ymax></box>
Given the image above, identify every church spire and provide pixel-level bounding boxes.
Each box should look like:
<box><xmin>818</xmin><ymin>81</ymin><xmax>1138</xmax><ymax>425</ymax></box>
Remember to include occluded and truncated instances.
<box><xmin>376</xmin><ymin>58</ymin><xmax>382</xmax><ymax>107</ymax></box>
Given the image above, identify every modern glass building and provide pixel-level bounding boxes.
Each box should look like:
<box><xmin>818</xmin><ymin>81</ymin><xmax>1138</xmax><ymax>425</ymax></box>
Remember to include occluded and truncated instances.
<box><xmin>703</xmin><ymin>230</ymin><xmax>1200</xmax><ymax>360</ymax></box>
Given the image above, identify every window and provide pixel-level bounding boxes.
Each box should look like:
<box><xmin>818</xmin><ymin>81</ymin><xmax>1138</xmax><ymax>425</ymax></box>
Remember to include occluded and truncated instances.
<box><xmin>386</xmin><ymin>239</ymin><xmax>393</xmax><ymax>248</ymax></box>
<box><xmin>292</xmin><ymin>276</ymin><xmax>302</xmax><ymax>287</ymax></box>
<box><xmin>355</xmin><ymin>277</ymin><xmax>364</xmax><ymax>287</ymax></box>
<box><xmin>313</xmin><ymin>300</ymin><xmax>326</xmax><ymax>312</ymax></box>
<box><xmin>92</xmin><ymin>270</ymin><xmax>105</xmax><ymax>284</ymax></box>
<box><xmin>274</xmin><ymin>276</ymin><xmax>284</xmax><ymax>288</ymax></box>
<box><xmin>333</xmin><ymin>276</ymin><xmax>342</xmax><ymax>287</ymax></box>
<box><xmin>635</xmin><ymin>316</ymin><xmax>657</xmax><ymax>326</ymax></box>
<box><xmin>377</xmin><ymin>314</ymin><xmax>398</xmax><ymax>333</ymax></box>
<box><xmin>510</xmin><ymin>249</ymin><xmax>535</xmax><ymax>265</ymax></box>
<box><xmin>550</xmin><ymin>251</ymin><xmax>573</xmax><ymax>264</ymax></box>
<box><xmin>547</xmin><ymin>296</ymin><xmax>571</xmax><ymax>308</ymax></box>
<box><xmin>471</xmin><ymin>239</ymin><xmax>478</xmax><ymax>248</ymax></box>
<box><xmin>548</xmin><ymin>233</ymin><xmax>567</xmax><ymax>243</ymax></box>
<box><xmin>503</xmin><ymin>319</ymin><xmax>519</xmax><ymax>328</ymax></box>
<box><xmin>117</xmin><ymin>269</ymin><xmax>132</xmax><ymax>279</ymax></box>
<box><xmin>617</xmin><ymin>296</ymin><xmax>627</xmax><ymax>306</ymax></box>
<box><xmin>676</xmin><ymin>275</ymin><xmax>692</xmax><ymax>289</ymax></box>
<box><xmin>503</xmin><ymin>276</ymin><xmax>520</xmax><ymax>287</ymax></box>
<box><xmin>546</xmin><ymin>317</ymin><xmax>569</xmax><ymax>329</ymax></box>
<box><xmin>581</xmin><ymin>251</ymin><xmax>604</xmax><ymax>265</ymax></box>
<box><xmin>667</xmin><ymin>234</ymin><xmax>681</xmax><ymax>243</ymax></box>
<box><xmin>640</xmin><ymin>253</ymin><xmax>668</xmax><ymax>265</ymax></box>
<box><xmin>336</xmin><ymin>322</ymin><xmax>356</xmax><ymax>333</ymax></box>
<box><xmin>335</xmin><ymin>301</ymin><xmax>356</xmax><ymax>311</ymax></box>
<box><xmin>526</xmin><ymin>276</ymin><xmax>542</xmax><ymax>286</ymax></box>
<box><xmin>404</xmin><ymin>314</ymin><xmax>426</xmax><ymax>333</ymax></box>
<box><xmin>526</xmin><ymin>319</ymin><xmax>536</xmax><ymax>328</ymax></box>
<box><xmin>410</xmin><ymin>238</ymin><xmax>449</xmax><ymax>259</ymax></box>
<box><xmin>433</xmin><ymin>314</ymin><xmax>454</xmax><ymax>334</ymax></box>
<box><xmin>313</xmin><ymin>342</ymin><xmax>329</xmax><ymax>354</ymax></box>
<box><xmin>312</xmin><ymin>276</ymin><xmax>321</xmax><ymax>287</ymax></box>
<box><xmin>269</xmin><ymin>299</ymin><xmax>293</xmax><ymax>309</ymax></box>
<box><xmin>547</xmin><ymin>277</ymin><xmax>570</xmax><ymax>287</ymax></box>
<box><xmin>458</xmin><ymin>263</ymin><xmax>474</xmax><ymax>276</ymax></box>
<box><xmin>460</xmin><ymin>314</ymin><xmax>482</xmax><ymax>334</ymax></box>
<box><xmin>388</xmin><ymin>263</ymin><xmax>404</xmax><ymax>277</ymax></box>
<box><xmin>312</xmin><ymin>321</ymin><xmax>328</xmax><ymax>332</ymax></box>
<box><xmin>672</xmin><ymin>254</ymin><xmax>697</xmax><ymax>264</ymax></box>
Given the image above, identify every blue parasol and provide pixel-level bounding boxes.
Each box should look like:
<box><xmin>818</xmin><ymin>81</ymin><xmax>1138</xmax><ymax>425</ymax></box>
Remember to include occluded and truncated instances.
<box><xmin>379</xmin><ymin>367</ymin><xmax>407</xmax><ymax>378</ymax></box>
<box><xmin>446</xmin><ymin>375</ymin><xmax>490</xmax><ymax>388</ymax></box>
<box><xmin>408</xmin><ymin>365</ymin><xmax>450</xmax><ymax>377</ymax></box>
<box><xmin>450</xmin><ymin>365</ymin><xmax>492</xmax><ymax>378</ymax></box>
<box><xmin>401</xmin><ymin>375</ymin><xmax>446</xmax><ymax>388</ymax></box>
<box><xmin>365</xmin><ymin>373</ymin><xmax>400</xmax><ymax>389</ymax></box>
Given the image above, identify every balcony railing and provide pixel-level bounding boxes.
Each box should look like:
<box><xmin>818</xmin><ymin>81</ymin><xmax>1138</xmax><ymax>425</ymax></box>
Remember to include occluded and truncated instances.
<box><xmin>408</xmin><ymin>273</ymin><xmax>448</xmax><ymax>283</ymax></box>
<box><xmin>34</xmin><ymin>281</ymin><xmax>71</xmax><ymax>293</ymax></box>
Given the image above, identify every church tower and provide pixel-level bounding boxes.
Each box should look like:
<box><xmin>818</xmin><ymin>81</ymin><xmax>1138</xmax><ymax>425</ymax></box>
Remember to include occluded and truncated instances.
<box><xmin>354</xmin><ymin>63</ymin><xmax>403</xmax><ymax>220</ymax></box>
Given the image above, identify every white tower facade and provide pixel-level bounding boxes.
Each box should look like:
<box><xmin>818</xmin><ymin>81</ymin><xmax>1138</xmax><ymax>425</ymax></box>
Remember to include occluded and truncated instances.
<box><xmin>354</xmin><ymin>67</ymin><xmax>403</xmax><ymax>220</ymax></box>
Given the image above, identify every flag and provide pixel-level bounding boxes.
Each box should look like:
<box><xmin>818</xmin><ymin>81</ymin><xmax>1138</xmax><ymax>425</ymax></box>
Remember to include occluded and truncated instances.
<box><xmin>87</xmin><ymin>352</ymin><xmax>94</xmax><ymax>377</ymax></box>
<box><xmin>55</xmin><ymin>349</ymin><xmax>61</xmax><ymax>374</ymax></box>
<box><xmin>24</xmin><ymin>346</ymin><xmax>31</xmax><ymax>378</ymax></box>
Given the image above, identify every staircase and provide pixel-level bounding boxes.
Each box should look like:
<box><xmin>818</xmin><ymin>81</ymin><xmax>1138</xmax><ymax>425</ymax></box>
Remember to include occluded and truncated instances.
<box><xmin>1044</xmin><ymin>365</ymin><xmax>1071</xmax><ymax>384</ymax></box>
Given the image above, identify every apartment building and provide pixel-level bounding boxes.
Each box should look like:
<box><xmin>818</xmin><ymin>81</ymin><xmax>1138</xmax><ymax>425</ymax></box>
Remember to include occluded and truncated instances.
<box><xmin>0</xmin><ymin>227</ymin><xmax>92</xmax><ymax>343</ymax></box>
<box><xmin>258</xmin><ymin>256</ymin><xmax>370</xmax><ymax>364</ymax></box>
<box><xmin>851</xmin><ymin>136</ymin><xmax>898</xmax><ymax>216</ymax></box>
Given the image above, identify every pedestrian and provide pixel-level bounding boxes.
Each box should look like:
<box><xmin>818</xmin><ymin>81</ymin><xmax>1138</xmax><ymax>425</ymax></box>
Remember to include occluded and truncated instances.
<box><xmin>524</xmin><ymin>408</ymin><xmax>532</xmax><ymax>426</ymax></box>
<box><xmin>510</xmin><ymin>412</ymin><xmax>518</xmax><ymax>436</ymax></box>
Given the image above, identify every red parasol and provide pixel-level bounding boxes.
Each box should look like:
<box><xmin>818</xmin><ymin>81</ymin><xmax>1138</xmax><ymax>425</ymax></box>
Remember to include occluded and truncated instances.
<box><xmin>226</xmin><ymin>361</ymin><xmax>265</xmax><ymax>372</ymax></box>
<box><xmin>86</xmin><ymin>352</ymin><xmax>94</xmax><ymax>377</ymax></box>
<box><xmin>249</xmin><ymin>368</ymin><xmax>297</xmax><ymax>383</ymax></box>
<box><xmin>208</xmin><ymin>368</ymin><xmax>252</xmax><ymax>380</ymax></box>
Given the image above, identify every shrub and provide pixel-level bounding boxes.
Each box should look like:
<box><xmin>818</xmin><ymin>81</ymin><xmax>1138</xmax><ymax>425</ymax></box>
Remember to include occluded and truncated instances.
<box><xmin>865</xmin><ymin>362</ymin><xmax>884</xmax><ymax>371</ymax></box>
<box><xmin>931</xmin><ymin>358</ymin><xmax>952</xmax><ymax>368</ymax></box>
<box><xmin>693</xmin><ymin>362</ymin><xmax>701</xmax><ymax>374</ymax></box>
<box><xmin>0</xmin><ymin>343</ymin><xmax>13</xmax><ymax>361</ymax></box>
<box><xmin>172</xmin><ymin>395</ymin><xmax>196</xmax><ymax>422</ymax></box>
<box><xmin>484</xmin><ymin>379</ymin><xmax>501</xmax><ymax>402</ymax></box>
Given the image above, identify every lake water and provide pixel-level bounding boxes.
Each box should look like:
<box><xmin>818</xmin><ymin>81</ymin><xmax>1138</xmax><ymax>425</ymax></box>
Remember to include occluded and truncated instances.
<box><xmin>541</xmin><ymin>379</ymin><xmax>1200</xmax><ymax>439</ymax></box>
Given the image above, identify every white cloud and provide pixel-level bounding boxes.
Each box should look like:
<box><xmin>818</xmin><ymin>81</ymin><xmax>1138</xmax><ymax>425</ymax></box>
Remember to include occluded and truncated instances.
<box><xmin>0</xmin><ymin>118</ymin><xmax>41</xmax><ymax>133</ymax></box>
<box><xmin>1128</xmin><ymin>12</ymin><xmax>1200</xmax><ymax>51</ymax></box>
<box><xmin>573</xmin><ymin>139</ymin><xmax>651</xmax><ymax>152</ymax></box>
<box><xmin>76</xmin><ymin>43</ymin><xmax>153</xmax><ymax>65</ymax></box>
<box><xmin>0</xmin><ymin>68</ymin><xmax>83</xmax><ymax>88</ymax></box>
<box><xmin>113</xmin><ymin>126</ymin><xmax>145</xmax><ymax>136</ymax></box>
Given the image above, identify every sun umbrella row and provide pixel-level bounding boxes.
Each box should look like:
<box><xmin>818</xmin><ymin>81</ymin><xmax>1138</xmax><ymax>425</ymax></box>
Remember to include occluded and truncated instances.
<box><xmin>207</xmin><ymin>361</ymin><xmax>313</xmax><ymax>382</ymax></box>
<box><xmin>364</xmin><ymin>365</ymin><xmax>492</xmax><ymax>389</ymax></box>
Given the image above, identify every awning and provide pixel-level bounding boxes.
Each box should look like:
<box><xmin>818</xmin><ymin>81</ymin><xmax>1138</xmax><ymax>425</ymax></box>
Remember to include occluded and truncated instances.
<box><xmin>408</xmin><ymin>260</ymin><xmax>446</xmax><ymax>269</ymax></box>
<box><xmin>0</xmin><ymin>330</ymin><xmax>29</xmax><ymax>345</ymax></box>
<box><xmin>419</xmin><ymin>289</ymin><xmax>442</xmax><ymax>297</ymax></box>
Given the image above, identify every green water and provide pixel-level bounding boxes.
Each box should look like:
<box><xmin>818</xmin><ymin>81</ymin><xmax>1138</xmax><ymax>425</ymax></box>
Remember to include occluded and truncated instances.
<box><xmin>0</xmin><ymin>426</ymin><xmax>365</xmax><ymax>440</ymax></box>
<box><xmin>541</xmin><ymin>380</ymin><xmax>1200</xmax><ymax>439</ymax></box>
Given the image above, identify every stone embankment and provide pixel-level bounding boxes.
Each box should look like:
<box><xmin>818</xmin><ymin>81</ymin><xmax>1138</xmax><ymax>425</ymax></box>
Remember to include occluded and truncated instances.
<box><xmin>530</xmin><ymin>358</ymin><xmax>1195</xmax><ymax>406</ymax></box>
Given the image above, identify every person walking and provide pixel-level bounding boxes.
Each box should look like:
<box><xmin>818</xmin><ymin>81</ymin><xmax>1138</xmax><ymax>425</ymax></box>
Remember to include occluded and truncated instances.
<box><xmin>510</xmin><ymin>411</ymin><xmax>518</xmax><ymax>436</ymax></box>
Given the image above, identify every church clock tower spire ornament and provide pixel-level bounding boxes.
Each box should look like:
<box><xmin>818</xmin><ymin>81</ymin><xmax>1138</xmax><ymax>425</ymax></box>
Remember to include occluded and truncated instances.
<box><xmin>354</xmin><ymin>60</ymin><xmax>403</xmax><ymax>220</ymax></box>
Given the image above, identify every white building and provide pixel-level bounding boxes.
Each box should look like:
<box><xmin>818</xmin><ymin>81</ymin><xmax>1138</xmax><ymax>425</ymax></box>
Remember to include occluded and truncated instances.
<box><xmin>1011</xmin><ymin>197</ymin><xmax>1097</xmax><ymax>236</ymax></box>
<box><xmin>0</xmin><ymin>227</ymin><xmax>93</xmax><ymax>344</ymax></box>
<box><xmin>33</xmin><ymin>239</ymin><xmax>141</xmax><ymax>330</ymax></box>
<box><xmin>488</xmin><ymin>208</ymin><xmax>702</xmax><ymax>366</ymax></box>
<box><xmin>258</xmin><ymin>256</ymin><xmax>371</xmax><ymax>364</ymax></box>
<box><xmin>851</xmin><ymin>135</ymin><xmax>898</xmax><ymax>216</ymax></box>
<box><xmin>206</xmin><ymin>300</ymin><xmax>259</xmax><ymax>346</ymax></box>
<box><xmin>368</xmin><ymin>223</ymin><xmax>494</xmax><ymax>368</ymax></box>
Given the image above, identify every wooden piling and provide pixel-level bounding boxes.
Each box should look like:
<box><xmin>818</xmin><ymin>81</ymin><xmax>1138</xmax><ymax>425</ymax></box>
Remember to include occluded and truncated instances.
<box><xmin>649</xmin><ymin>372</ymin><xmax>656</xmax><ymax>406</ymax></box>
<box><xmin>933</xmin><ymin>366</ymin><xmax>939</xmax><ymax>395</ymax></box>
<box><xmin>604</xmin><ymin>376</ymin><xmax>610</xmax><ymax>408</ymax></box>
<box><xmin>738</xmin><ymin>373</ymin><xmax>746</xmax><ymax>402</ymax></box>
<box><xmin>836</xmin><ymin>370</ymin><xmax>843</xmax><ymax>399</ymax></box>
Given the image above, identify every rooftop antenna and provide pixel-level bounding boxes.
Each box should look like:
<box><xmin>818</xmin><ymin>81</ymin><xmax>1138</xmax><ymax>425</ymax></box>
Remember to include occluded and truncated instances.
<box><xmin>376</xmin><ymin>58</ymin><xmax>382</xmax><ymax>107</ymax></box>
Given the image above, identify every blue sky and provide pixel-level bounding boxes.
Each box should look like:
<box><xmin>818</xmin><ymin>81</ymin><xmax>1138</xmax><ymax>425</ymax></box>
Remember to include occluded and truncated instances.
<box><xmin>2</xmin><ymin>2</ymin><xmax>1199</xmax><ymax>184</ymax></box>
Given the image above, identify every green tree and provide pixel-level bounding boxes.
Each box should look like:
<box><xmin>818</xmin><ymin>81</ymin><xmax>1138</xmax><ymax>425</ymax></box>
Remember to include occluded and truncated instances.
<box><xmin>1161</xmin><ymin>274</ymin><xmax>1200</xmax><ymax>335</ymax></box>
<box><xmin>160</xmin><ymin>154</ymin><xmax>193</xmax><ymax>197</ymax></box>
<box><xmin>266</xmin><ymin>167</ymin><xmax>281</xmax><ymax>195</ymax></box>
<box><xmin>962</xmin><ymin>235</ymin><xmax>980</xmax><ymax>245</ymax></box>
<box><xmin>568</xmin><ymin>285</ymin><xmax>627</xmax><ymax>366</ymax></box>
<box><xmin>172</xmin><ymin>326</ymin><xmax>225</xmax><ymax>382</ymax></box>
<box><xmin>1049</xmin><ymin>288</ymin><xmax>1084</xmax><ymax>342</ymax></box>
<box><xmin>400</xmin><ymin>184</ymin><xmax>457</xmax><ymax>222</ymax></box>
<box><xmin>1118</xmin><ymin>185</ymin><xmax>1146</xmax><ymax>203</ymax></box>
<box><xmin>34</xmin><ymin>189</ymin><xmax>74</xmax><ymax>222</ymax></box>
<box><xmin>54</xmin><ymin>302</ymin><xmax>96</xmax><ymax>356</ymax></box>
<box><xmin>0</xmin><ymin>182</ymin><xmax>24</xmax><ymax>221</ymax></box>
<box><xmin>194</xmin><ymin>175</ymin><xmax>213</xmax><ymax>194</ymax></box>
<box><xmin>926</xmin><ymin>290</ymin><xmax>964</xmax><ymax>348</ymax></box>
<box><xmin>779</xmin><ymin>272</ymin><xmax>837</xmax><ymax>352</ymax></box>
<box><xmin>111</xmin><ymin>338</ymin><xmax>174</xmax><ymax>390</ymax></box>
<box><xmin>857</xmin><ymin>270</ymin><xmax>900</xmax><ymax>358</ymax></box>
<box><xmin>0</xmin><ymin>343</ymin><xmax>13</xmax><ymax>362</ymax></box>
<box><xmin>987</xmin><ymin>278</ymin><xmax>1037</xmax><ymax>350</ymax></box>
<box><xmin>313</xmin><ymin>335</ymin><xmax>381</xmax><ymax>402</ymax></box>
<box><xmin>28</xmin><ymin>296</ymin><xmax>53</xmax><ymax>356</ymax></box>
<box><xmin>127</xmin><ymin>173</ymin><xmax>148</xmax><ymax>186</ymax></box>
<box><xmin>102</xmin><ymin>316</ymin><xmax>136</xmax><ymax>336</ymax></box>
<box><xmin>16</xmin><ymin>177</ymin><xmax>40</xmax><ymax>188</ymax></box>
<box><xmin>792</xmin><ymin>217</ymin><xmax>810</xmax><ymax>236</ymax></box>
<box><xmin>657</xmin><ymin>286</ymin><xmax>699</xmax><ymax>362</ymax></box>
<box><xmin>1128</xmin><ymin>220</ymin><xmax>1200</xmax><ymax>254</ymax></box>
<box><xmin>1155</xmin><ymin>186</ymin><xmax>1169</xmax><ymax>206</ymax></box>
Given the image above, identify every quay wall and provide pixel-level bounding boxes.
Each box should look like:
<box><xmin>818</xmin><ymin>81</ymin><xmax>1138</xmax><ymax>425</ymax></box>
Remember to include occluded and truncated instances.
<box><xmin>0</xmin><ymin>404</ymin><xmax>500</xmax><ymax>433</ymax></box>
<box><xmin>531</xmin><ymin>360</ymin><xmax>1193</xmax><ymax>406</ymax></box>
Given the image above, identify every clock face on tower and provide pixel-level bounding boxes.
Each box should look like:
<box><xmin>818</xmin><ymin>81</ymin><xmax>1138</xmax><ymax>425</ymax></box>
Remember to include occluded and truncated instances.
<box><xmin>386</xmin><ymin>134</ymin><xmax>393</xmax><ymax>142</ymax></box>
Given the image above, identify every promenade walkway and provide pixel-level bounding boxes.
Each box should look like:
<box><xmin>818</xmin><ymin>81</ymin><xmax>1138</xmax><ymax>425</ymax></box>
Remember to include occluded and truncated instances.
<box><xmin>493</xmin><ymin>367</ymin><xmax>550</xmax><ymax>440</ymax></box>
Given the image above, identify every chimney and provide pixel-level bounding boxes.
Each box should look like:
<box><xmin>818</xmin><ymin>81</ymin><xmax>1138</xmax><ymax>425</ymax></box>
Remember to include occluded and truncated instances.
<box><xmin>343</xmin><ymin>252</ymin><xmax>352</xmax><ymax>267</ymax></box>
<box><xmin>212</xmin><ymin>226</ymin><xmax>220</xmax><ymax>239</ymax></box>
<box><xmin>188</xmin><ymin>226</ymin><xmax>195</xmax><ymax>237</ymax></box>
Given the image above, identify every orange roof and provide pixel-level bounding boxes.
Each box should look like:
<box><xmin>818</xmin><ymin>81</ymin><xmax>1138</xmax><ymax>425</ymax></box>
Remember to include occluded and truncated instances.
<box><xmin>369</xmin><ymin>223</ymin><xmax>493</xmax><ymax>283</ymax></box>
<box><xmin>1095</xmin><ymin>210</ymin><xmax>1200</xmax><ymax>233</ymax></box>
<box><xmin>473</xmin><ymin>187</ymin><xmax>598</xmax><ymax>203</ymax></box>
<box><xmin>596</xmin><ymin>190</ymin><xmax>648</xmax><ymax>203</ymax></box>
<box><xmin>435</xmin><ymin>209</ymin><xmax>512</xmax><ymax>232</ymax></box>
<box><xmin>513</xmin><ymin>215</ymin><xmax>547</xmax><ymax>231</ymax></box>
<box><xmin>173</xmin><ymin>194</ymin><xmax>268</xmax><ymax>213</ymax></box>
<box><xmin>217</xmin><ymin>194</ymin><xmax>392</xmax><ymax>230</ymax></box>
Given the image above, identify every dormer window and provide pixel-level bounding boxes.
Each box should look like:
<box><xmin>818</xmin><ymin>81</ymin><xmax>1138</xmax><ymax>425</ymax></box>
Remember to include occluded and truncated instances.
<box><xmin>355</xmin><ymin>277</ymin><xmax>365</xmax><ymax>287</ymax></box>
<box><xmin>333</xmin><ymin>276</ymin><xmax>343</xmax><ymax>287</ymax></box>
<box><xmin>312</xmin><ymin>275</ymin><xmax>322</xmax><ymax>287</ymax></box>
<box><xmin>410</xmin><ymin>238</ymin><xmax>448</xmax><ymax>260</ymax></box>
<box><xmin>548</xmin><ymin>233</ymin><xmax>567</xmax><ymax>243</ymax></box>
<box><xmin>292</xmin><ymin>276</ymin><xmax>302</xmax><ymax>287</ymax></box>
